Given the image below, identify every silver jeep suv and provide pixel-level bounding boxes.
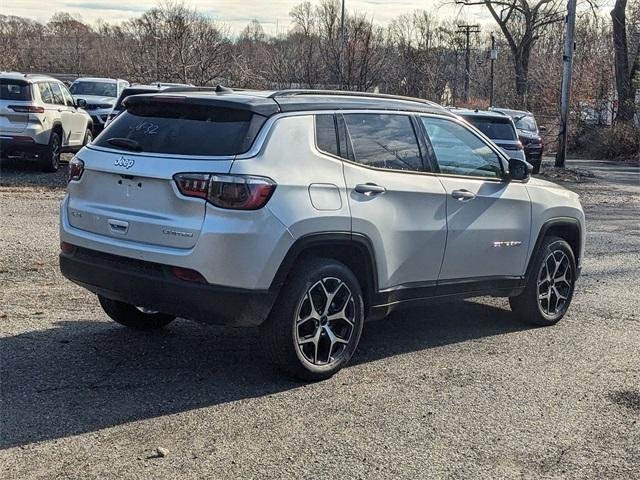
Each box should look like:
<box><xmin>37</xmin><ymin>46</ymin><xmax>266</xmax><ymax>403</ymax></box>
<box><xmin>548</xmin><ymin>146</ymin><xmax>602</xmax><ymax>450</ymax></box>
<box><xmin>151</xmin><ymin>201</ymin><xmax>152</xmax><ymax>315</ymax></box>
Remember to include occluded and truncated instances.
<box><xmin>1</xmin><ymin>72</ymin><xmax>93</xmax><ymax>171</ymax></box>
<box><xmin>59</xmin><ymin>88</ymin><xmax>585</xmax><ymax>380</ymax></box>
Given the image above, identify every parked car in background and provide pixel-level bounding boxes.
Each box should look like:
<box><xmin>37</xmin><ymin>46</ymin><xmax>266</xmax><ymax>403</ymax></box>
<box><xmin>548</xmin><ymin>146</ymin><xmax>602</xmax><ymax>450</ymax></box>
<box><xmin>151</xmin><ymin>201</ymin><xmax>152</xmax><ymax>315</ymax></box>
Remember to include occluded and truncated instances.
<box><xmin>1</xmin><ymin>72</ymin><xmax>93</xmax><ymax>171</ymax></box>
<box><xmin>491</xmin><ymin>107</ymin><xmax>544</xmax><ymax>173</ymax></box>
<box><xmin>105</xmin><ymin>85</ymin><xmax>163</xmax><ymax>126</ymax></box>
<box><xmin>105</xmin><ymin>83</ymin><xmax>192</xmax><ymax>126</ymax></box>
<box><xmin>69</xmin><ymin>77</ymin><xmax>129</xmax><ymax>133</ymax></box>
<box><xmin>60</xmin><ymin>88</ymin><xmax>584</xmax><ymax>380</ymax></box>
<box><xmin>451</xmin><ymin>108</ymin><xmax>527</xmax><ymax>164</ymax></box>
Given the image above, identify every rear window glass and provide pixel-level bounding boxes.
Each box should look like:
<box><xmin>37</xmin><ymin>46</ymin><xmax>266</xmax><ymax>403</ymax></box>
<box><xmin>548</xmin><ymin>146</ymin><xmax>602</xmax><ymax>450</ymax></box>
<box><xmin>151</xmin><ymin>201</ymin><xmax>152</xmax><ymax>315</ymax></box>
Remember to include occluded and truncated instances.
<box><xmin>461</xmin><ymin>116</ymin><xmax>516</xmax><ymax>141</ymax></box>
<box><xmin>96</xmin><ymin>103</ymin><xmax>267</xmax><ymax>156</ymax></box>
<box><xmin>514</xmin><ymin>115</ymin><xmax>537</xmax><ymax>132</ymax></box>
<box><xmin>0</xmin><ymin>81</ymin><xmax>31</xmax><ymax>100</ymax></box>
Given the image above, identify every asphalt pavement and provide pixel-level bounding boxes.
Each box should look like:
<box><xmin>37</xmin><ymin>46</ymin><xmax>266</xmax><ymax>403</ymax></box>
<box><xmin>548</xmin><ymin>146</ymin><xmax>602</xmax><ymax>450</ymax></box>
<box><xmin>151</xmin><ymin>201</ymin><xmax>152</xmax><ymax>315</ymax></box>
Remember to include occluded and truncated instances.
<box><xmin>0</xmin><ymin>158</ymin><xmax>638</xmax><ymax>479</ymax></box>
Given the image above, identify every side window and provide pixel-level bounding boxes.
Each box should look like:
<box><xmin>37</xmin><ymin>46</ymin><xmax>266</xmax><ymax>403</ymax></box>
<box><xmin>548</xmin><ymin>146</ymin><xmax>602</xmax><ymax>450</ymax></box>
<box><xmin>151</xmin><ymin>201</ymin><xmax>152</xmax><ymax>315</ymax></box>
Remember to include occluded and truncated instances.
<box><xmin>421</xmin><ymin>116</ymin><xmax>503</xmax><ymax>178</ymax></box>
<box><xmin>37</xmin><ymin>82</ymin><xmax>53</xmax><ymax>104</ymax></box>
<box><xmin>60</xmin><ymin>84</ymin><xmax>75</xmax><ymax>107</ymax></box>
<box><xmin>315</xmin><ymin>114</ymin><xmax>339</xmax><ymax>157</ymax></box>
<box><xmin>342</xmin><ymin>113</ymin><xmax>423</xmax><ymax>172</ymax></box>
<box><xmin>49</xmin><ymin>82</ymin><xmax>65</xmax><ymax>106</ymax></box>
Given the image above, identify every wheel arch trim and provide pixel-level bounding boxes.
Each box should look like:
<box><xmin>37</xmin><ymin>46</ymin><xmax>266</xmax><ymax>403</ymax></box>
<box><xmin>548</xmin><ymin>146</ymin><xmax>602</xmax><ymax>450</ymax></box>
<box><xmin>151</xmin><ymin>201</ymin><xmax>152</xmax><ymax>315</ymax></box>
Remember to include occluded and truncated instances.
<box><xmin>526</xmin><ymin>217</ymin><xmax>582</xmax><ymax>282</ymax></box>
<box><xmin>269</xmin><ymin>231</ymin><xmax>379</xmax><ymax>304</ymax></box>
<box><xmin>49</xmin><ymin>121</ymin><xmax>64</xmax><ymax>143</ymax></box>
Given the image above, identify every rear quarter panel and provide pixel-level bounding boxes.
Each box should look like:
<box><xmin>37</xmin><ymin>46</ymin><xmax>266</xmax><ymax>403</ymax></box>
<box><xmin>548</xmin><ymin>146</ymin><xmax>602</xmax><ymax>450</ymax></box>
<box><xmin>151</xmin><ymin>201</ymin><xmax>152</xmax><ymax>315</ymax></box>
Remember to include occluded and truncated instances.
<box><xmin>231</xmin><ymin>115</ymin><xmax>351</xmax><ymax>230</ymax></box>
<box><xmin>230</xmin><ymin>114</ymin><xmax>352</xmax><ymax>288</ymax></box>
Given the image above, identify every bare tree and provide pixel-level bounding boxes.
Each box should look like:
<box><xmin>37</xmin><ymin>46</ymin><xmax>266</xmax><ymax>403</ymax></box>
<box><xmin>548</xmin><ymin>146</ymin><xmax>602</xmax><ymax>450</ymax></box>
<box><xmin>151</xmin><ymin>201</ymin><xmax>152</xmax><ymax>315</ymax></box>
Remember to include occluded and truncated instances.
<box><xmin>46</xmin><ymin>13</ymin><xmax>94</xmax><ymax>76</ymax></box>
<box><xmin>290</xmin><ymin>1</ymin><xmax>320</xmax><ymax>87</ymax></box>
<box><xmin>456</xmin><ymin>0</ymin><xmax>567</xmax><ymax>107</ymax></box>
<box><xmin>611</xmin><ymin>0</ymin><xmax>639</xmax><ymax>122</ymax></box>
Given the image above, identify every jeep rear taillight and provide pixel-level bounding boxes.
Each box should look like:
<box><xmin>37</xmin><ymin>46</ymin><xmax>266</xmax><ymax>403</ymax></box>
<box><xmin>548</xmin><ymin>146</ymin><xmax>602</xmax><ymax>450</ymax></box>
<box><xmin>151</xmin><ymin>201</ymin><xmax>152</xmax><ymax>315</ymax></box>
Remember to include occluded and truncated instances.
<box><xmin>68</xmin><ymin>157</ymin><xmax>85</xmax><ymax>182</ymax></box>
<box><xmin>8</xmin><ymin>105</ymin><xmax>45</xmax><ymax>114</ymax></box>
<box><xmin>174</xmin><ymin>173</ymin><xmax>276</xmax><ymax>210</ymax></box>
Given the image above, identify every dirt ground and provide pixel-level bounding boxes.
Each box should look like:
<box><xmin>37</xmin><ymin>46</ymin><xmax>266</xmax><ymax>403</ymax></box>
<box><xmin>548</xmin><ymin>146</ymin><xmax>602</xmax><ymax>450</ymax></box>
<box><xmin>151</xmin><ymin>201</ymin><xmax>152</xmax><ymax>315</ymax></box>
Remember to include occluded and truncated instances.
<box><xmin>1</xmin><ymin>157</ymin><xmax>639</xmax><ymax>479</ymax></box>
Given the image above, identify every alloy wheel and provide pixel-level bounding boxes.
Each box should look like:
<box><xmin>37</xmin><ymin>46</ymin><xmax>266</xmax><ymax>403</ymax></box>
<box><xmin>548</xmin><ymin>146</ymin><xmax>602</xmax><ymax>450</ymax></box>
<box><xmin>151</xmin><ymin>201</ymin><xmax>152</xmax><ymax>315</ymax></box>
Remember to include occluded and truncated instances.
<box><xmin>51</xmin><ymin>136</ymin><xmax>61</xmax><ymax>168</ymax></box>
<box><xmin>537</xmin><ymin>250</ymin><xmax>573</xmax><ymax>317</ymax></box>
<box><xmin>295</xmin><ymin>277</ymin><xmax>356</xmax><ymax>366</ymax></box>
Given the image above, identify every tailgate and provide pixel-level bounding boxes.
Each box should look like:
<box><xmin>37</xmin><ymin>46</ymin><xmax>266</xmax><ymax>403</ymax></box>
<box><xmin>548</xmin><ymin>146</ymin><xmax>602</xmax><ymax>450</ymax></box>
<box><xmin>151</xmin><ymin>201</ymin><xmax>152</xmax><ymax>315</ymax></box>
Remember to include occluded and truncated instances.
<box><xmin>67</xmin><ymin>148</ymin><xmax>233</xmax><ymax>249</ymax></box>
<box><xmin>0</xmin><ymin>102</ymin><xmax>29</xmax><ymax>133</ymax></box>
<box><xmin>0</xmin><ymin>79</ymin><xmax>33</xmax><ymax>133</ymax></box>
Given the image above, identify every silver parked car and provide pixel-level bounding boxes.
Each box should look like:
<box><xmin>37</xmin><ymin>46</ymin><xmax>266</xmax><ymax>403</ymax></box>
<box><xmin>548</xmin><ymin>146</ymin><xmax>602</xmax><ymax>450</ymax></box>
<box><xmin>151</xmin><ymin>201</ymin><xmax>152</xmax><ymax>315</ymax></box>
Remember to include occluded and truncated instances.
<box><xmin>59</xmin><ymin>89</ymin><xmax>585</xmax><ymax>380</ymax></box>
<box><xmin>1</xmin><ymin>72</ymin><xmax>93</xmax><ymax>171</ymax></box>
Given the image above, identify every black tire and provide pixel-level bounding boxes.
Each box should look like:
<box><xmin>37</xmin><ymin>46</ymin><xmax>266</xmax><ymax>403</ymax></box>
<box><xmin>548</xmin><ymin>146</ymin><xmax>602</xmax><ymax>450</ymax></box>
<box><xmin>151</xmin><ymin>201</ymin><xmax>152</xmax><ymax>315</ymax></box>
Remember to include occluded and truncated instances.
<box><xmin>40</xmin><ymin>130</ymin><xmax>61</xmax><ymax>172</ymax></box>
<box><xmin>83</xmin><ymin>128</ymin><xmax>93</xmax><ymax>146</ymax></box>
<box><xmin>532</xmin><ymin>159</ymin><xmax>541</xmax><ymax>174</ymax></box>
<box><xmin>263</xmin><ymin>257</ymin><xmax>365</xmax><ymax>381</ymax></box>
<box><xmin>98</xmin><ymin>295</ymin><xmax>175</xmax><ymax>331</ymax></box>
<box><xmin>510</xmin><ymin>236</ymin><xmax>576</xmax><ymax>326</ymax></box>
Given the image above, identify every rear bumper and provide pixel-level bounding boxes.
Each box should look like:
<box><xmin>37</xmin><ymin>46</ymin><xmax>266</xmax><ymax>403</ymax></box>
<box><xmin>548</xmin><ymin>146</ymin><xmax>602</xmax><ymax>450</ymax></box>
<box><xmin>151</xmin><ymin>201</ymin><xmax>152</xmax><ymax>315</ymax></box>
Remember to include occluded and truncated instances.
<box><xmin>0</xmin><ymin>137</ymin><xmax>48</xmax><ymax>157</ymax></box>
<box><xmin>524</xmin><ymin>145</ymin><xmax>543</xmax><ymax>160</ymax></box>
<box><xmin>60</xmin><ymin>247</ymin><xmax>278</xmax><ymax>327</ymax></box>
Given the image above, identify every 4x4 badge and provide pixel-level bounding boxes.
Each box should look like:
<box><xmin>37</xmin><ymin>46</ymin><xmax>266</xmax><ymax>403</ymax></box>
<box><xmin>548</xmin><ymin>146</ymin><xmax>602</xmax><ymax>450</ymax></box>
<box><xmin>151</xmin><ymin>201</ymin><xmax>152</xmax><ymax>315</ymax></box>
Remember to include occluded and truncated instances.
<box><xmin>114</xmin><ymin>157</ymin><xmax>135</xmax><ymax>169</ymax></box>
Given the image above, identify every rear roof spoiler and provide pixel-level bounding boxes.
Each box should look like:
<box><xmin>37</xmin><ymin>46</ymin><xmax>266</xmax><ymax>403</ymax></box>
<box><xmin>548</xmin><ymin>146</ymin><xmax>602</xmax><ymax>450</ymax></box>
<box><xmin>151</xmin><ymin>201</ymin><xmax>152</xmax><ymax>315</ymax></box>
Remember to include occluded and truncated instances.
<box><xmin>123</xmin><ymin>91</ymin><xmax>280</xmax><ymax>117</ymax></box>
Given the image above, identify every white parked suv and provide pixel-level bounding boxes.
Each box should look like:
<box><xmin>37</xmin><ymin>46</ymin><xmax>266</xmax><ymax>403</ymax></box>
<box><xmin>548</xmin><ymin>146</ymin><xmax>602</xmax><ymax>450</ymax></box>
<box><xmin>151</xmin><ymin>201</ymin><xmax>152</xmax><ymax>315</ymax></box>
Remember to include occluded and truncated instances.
<box><xmin>59</xmin><ymin>88</ymin><xmax>585</xmax><ymax>380</ymax></box>
<box><xmin>69</xmin><ymin>77</ymin><xmax>129</xmax><ymax>133</ymax></box>
<box><xmin>1</xmin><ymin>72</ymin><xmax>93</xmax><ymax>172</ymax></box>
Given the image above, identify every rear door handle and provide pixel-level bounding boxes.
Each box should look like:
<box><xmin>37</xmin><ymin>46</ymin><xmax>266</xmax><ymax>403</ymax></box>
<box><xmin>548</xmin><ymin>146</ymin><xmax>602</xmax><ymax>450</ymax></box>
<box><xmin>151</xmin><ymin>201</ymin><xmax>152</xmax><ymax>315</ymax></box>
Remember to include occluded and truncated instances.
<box><xmin>451</xmin><ymin>189</ymin><xmax>476</xmax><ymax>201</ymax></box>
<box><xmin>355</xmin><ymin>183</ymin><xmax>386</xmax><ymax>196</ymax></box>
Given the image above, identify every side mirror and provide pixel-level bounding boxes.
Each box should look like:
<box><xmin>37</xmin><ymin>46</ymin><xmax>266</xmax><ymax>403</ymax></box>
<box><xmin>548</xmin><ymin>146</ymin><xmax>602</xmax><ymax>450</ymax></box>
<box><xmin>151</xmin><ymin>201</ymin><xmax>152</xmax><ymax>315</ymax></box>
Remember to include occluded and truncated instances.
<box><xmin>76</xmin><ymin>98</ymin><xmax>87</xmax><ymax>108</ymax></box>
<box><xmin>508</xmin><ymin>158</ymin><xmax>532</xmax><ymax>181</ymax></box>
<box><xmin>538</xmin><ymin>125</ymin><xmax>547</xmax><ymax>133</ymax></box>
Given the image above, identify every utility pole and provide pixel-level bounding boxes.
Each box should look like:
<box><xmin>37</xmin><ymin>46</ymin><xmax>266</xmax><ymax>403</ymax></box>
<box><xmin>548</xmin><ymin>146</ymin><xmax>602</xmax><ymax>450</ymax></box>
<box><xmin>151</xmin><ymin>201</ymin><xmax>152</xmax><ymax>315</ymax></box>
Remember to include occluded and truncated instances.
<box><xmin>457</xmin><ymin>24</ymin><xmax>480</xmax><ymax>103</ymax></box>
<box><xmin>489</xmin><ymin>33</ymin><xmax>497</xmax><ymax>108</ymax></box>
<box><xmin>556</xmin><ymin>0</ymin><xmax>577</xmax><ymax>168</ymax></box>
<box><xmin>338</xmin><ymin>0</ymin><xmax>345</xmax><ymax>90</ymax></box>
<box><xmin>154</xmin><ymin>35</ymin><xmax>160</xmax><ymax>82</ymax></box>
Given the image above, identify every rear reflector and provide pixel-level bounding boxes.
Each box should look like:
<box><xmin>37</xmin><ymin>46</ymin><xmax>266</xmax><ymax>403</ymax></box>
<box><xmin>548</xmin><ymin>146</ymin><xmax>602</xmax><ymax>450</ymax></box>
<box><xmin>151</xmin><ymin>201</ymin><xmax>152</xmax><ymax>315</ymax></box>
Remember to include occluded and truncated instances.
<box><xmin>8</xmin><ymin>135</ymin><xmax>34</xmax><ymax>142</ymax></box>
<box><xmin>174</xmin><ymin>173</ymin><xmax>276</xmax><ymax>210</ymax></box>
<box><xmin>171</xmin><ymin>266</ymin><xmax>207</xmax><ymax>284</ymax></box>
<box><xmin>60</xmin><ymin>242</ymin><xmax>76</xmax><ymax>254</ymax></box>
<box><xmin>9</xmin><ymin>105</ymin><xmax>45</xmax><ymax>114</ymax></box>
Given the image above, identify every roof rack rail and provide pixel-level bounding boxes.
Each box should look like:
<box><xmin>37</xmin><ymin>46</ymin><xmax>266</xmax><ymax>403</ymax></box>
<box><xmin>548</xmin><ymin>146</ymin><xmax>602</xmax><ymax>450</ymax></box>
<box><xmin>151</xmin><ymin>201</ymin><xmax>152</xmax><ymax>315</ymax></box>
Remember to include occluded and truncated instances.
<box><xmin>268</xmin><ymin>89</ymin><xmax>441</xmax><ymax>108</ymax></box>
<box><xmin>161</xmin><ymin>84</ymin><xmax>234</xmax><ymax>94</ymax></box>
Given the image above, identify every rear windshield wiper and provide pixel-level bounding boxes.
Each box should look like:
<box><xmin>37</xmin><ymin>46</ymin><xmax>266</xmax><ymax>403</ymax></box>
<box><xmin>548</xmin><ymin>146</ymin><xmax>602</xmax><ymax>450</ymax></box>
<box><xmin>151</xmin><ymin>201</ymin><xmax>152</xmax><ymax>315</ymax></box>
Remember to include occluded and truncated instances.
<box><xmin>107</xmin><ymin>137</ymin><xmax>142</xmax><ymax>152</ymax></box>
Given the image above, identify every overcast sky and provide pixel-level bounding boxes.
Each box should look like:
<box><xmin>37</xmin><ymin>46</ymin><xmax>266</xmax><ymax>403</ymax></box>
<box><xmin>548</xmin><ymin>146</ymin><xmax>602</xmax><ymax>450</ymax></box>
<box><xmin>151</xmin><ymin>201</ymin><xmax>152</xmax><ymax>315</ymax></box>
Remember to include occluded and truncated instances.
<box><xmin>4</xmin><ymin>0</ymin><xmax>494</xmax><ymax>33</ymax></box>
<box><xmin>5</xmin><ymin>0</ymin><xmax>616</xmax><ymax>34</ymax></box>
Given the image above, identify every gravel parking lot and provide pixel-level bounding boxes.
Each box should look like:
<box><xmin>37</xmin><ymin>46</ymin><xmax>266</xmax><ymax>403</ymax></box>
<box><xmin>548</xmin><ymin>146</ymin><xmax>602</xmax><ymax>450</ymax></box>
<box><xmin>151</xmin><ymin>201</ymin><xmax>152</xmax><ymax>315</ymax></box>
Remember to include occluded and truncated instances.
<box><xmin>1</xmin><ymin>157</ymin><xmax>639</xmax><ymax>479</ymax></box>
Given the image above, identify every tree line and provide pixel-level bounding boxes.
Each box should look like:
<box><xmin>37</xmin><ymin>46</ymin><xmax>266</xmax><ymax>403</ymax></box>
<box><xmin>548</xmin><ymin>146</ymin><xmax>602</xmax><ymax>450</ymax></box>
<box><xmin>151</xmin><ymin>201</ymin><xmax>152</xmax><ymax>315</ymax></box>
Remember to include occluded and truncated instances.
<box><xmin>0</xmin><ymin>0</ymin><xmax>638</xmax><ymax>128</ymax></box>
